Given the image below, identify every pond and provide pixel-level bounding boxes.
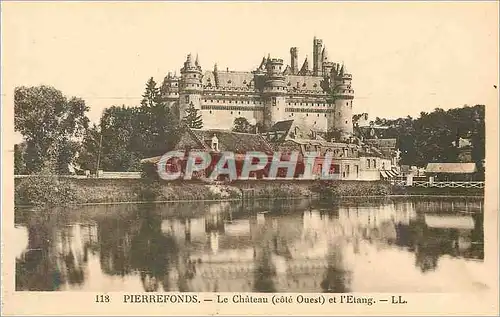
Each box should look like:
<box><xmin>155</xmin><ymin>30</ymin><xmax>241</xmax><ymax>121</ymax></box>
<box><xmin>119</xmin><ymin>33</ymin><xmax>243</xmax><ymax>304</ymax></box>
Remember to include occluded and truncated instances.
<box><xmin>14</xmin><ymin>197</ymin><xmax>486</xmax><ymax>293</ymax></box>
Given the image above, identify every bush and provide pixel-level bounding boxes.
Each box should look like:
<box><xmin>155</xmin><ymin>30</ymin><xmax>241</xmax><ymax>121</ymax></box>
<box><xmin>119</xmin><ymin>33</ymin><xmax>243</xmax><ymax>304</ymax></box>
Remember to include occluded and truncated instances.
<box><xmin>141</xmin><ymin>162</ymin><xmax>160</xmax><ymax>181</ymax></box>
<box><xmin>15</xmin><ymin>176</ymin><xmax>77</xmax><ymax>207</ymax></box>
<box><xmin>207</xmin><ymin>185</ymin><xmax>242</xmax><ymax>200</ymax></box>
<box><xmin>137</xmin><ymin>181</ymin><xmax>162</xmax><ymax>201</ymax></box>
<box><xmin>311</xmin><ymin>180</ymin><xmax>395</xmax><ymax>197</ymax></box>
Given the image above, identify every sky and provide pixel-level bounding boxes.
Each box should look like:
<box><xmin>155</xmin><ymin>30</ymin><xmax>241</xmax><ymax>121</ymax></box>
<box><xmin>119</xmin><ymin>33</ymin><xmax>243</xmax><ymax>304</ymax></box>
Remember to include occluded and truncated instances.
<box><xmin>2</xmin><ymin>1</ymin><xmax>499</xmax><ymax>128</ymax></box>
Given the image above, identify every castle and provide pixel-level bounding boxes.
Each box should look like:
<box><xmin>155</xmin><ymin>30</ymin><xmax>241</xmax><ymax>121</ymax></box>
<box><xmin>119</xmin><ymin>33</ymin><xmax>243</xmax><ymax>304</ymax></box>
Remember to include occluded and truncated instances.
<box><xmin>160</xmin><ymin>37</ymin><xmax>354</xmax><ymax>140</ymax></box>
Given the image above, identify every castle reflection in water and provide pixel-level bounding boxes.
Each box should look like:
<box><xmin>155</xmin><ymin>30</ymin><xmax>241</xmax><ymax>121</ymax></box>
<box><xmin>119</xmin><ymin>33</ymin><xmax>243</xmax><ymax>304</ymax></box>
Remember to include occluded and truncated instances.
<box><xmin>14</xmin><ymin>198</ymin><xmax>485</xmax><ymax>292</ymax></box>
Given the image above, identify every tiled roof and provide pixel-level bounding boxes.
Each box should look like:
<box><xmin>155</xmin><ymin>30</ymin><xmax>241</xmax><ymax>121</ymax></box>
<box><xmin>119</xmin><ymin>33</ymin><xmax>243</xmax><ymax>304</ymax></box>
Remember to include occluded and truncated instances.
<box><xmin>285</xmin><ymin>75</ymin><xmax>324</xmax><ymax>93</ymax></box>
<box><xmin>190</xmin><ymin>129</ymin><xmax>274</xmax><ymax>153</ymax></box>
<box><xmin>201</xmin><ymin>70</ymin><xmax>327</xmax><ymax>93</ymax></box>
<box><xmin>203</xmin><ymin>71</ymin><xmax>254</xmax><ymax>89</ymax></box>
<box><xmin>268</xmin><ymin>120</ymin><xmax>294</xmax><ymax>133</ymax></box>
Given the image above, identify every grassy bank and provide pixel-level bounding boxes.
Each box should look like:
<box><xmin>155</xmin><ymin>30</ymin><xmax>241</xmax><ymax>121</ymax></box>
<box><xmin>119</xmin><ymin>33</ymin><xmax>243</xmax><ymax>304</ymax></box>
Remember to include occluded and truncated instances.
<box><xmin>14</xmin><ymin>177</ymin><xmax>484</xmax><ymax>207</ymax></box>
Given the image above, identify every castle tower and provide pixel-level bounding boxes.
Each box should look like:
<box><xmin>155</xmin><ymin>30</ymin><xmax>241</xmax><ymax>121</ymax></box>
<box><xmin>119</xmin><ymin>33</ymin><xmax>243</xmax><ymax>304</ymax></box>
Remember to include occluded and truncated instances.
<box><xmin>327</xmin><ymin>64</ymin><xmax>355</xmax><ymax>140</ymax></box>
<box><xmin>321</xmin><ymin>47</ymin><xmax>334</xmax><ymax>75</ymax></box>
<box><xmin>160</xmin><ymin>72</ymin><xmax>180</xmax><ymax>107</ymax></box>
<box><xmin>313</xmin><ymin>37</ymin><xmax>323</xmax><ymax>77</ymax></box>
<box><xmin>262</xmin><ymin>58</ymin><xmax>286</xmax><ymax>130</ymax></box>
<box><xmin>290</xmin><ymin>47</ymin><xmax>298</xmax><ymax>75</ymax></box>
<box><xmin>179</xmin><ymin>53</ymin><xmax>203</xmax><ymax>120</ymax></box>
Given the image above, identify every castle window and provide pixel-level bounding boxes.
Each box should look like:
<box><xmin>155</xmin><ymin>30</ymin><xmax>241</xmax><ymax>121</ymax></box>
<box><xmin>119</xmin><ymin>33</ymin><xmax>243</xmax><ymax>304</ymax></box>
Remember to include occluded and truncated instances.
<box><xmin>317</xmin><ymin>114</ymin><xmax>320</xmax><ymax>117</ymax></box>
<box><xmin>209</xmin><ymin>110</ymin><xmax>212</xmax><ymax>114</ymax></box>
<box><xmin>231</xmin><ymin>111</ymin><xmax>233</xmax><ymax>115</ymax></box>
<box><xmin>238</xmin><ymin>112</ymin><xmax>241</xmax><ymax>115</ymax></box>
<box><xmin>185</xmin><ymin>96</ymin><xmax>189</xmax><ymax>103</ymax></box>
<box><xmin>325</xmin><ymin>114</ymin><xmax>327</xmax><ymax>117</ymax></box>
<box><xmin>306</xmin><ymin>114</ymin><xmax>308</xmax><ymax>116</ymax></box>
<box><xmin>346</xmin><ymin>102</ymin><xmax>349</xmax><ymax>106</ymax></box>
<box><xmin>314</xmin><ymin>121</ymin><xmax>316</xmax><ymax>124</ymax></box>
<box><xmin>345</xmin><ymin>120</ymin><xmax>348</xmax><ymax>124</ymax></box>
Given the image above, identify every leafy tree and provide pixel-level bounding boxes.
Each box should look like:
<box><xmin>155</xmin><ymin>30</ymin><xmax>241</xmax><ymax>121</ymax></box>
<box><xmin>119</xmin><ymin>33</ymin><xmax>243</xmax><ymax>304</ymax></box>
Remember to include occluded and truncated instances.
<box><xmin>99</xmin><ymin>105</ymin><xmax>142</xmax><ymax>171</ymax></box>
<box><xmin>182</xmin><ymin>102</ymin><xmax>203</xmax><ymax>129</ymax></box>
<box><xmin>366</xmin><ymin>105</ymin><xmax>485</xmax><ymax>169</ymax></box>
<box><xmin>232</xmin><ymin>117</ymin><xmax>254</xmax><ymax>133</ymax></box>
<box><xmin>14</xmin><ymin>85</ymin><xmax>89</xmax><ymax>173</ymax></box>
<box><xmin>79</xmin><ymin>78</ymin><xmax>182</xmax><ymax>172</ymax></box>
<box><xmin>324</xmin><ymin>128</ymin><xmax>343</xmax><ymax>142</ymax></box>
<box><xmin>14</xmin><ymin>143</ymin><xmax>27</xmax><ymax>175</ymax></box>
<box><xmin>56</xmin><ymin>140</ymin><xmax>80</xmax><ymax>174</ymax></box>
<box><xmin>76</xmin><ymin>124</ymin><xmax>101</xmax><ymax>172</ymax></box>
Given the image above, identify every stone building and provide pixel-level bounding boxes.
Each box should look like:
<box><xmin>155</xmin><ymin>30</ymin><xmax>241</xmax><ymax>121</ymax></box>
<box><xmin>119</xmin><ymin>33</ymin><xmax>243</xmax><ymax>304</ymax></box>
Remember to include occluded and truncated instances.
<box><xmin>160</xmin><ymin>37</ymin><xmax>355</xmax><ymax>141</ymax></box>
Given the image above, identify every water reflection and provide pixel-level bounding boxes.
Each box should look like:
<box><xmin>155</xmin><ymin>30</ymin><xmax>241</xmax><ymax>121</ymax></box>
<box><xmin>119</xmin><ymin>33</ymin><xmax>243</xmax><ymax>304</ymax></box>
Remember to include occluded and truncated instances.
<box><xmin>15</xmin><ymin>198</ymin><xmax>485</xmax><ymax>292</ymax></box>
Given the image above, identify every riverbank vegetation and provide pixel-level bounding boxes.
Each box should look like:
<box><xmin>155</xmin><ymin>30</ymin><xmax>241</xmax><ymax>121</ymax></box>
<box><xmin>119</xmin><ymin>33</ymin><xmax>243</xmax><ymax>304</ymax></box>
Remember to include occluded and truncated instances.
<box><xmin>14</xmin><ymin>177</ymin><xmax>483</xmax><ymax>207</ymax></box>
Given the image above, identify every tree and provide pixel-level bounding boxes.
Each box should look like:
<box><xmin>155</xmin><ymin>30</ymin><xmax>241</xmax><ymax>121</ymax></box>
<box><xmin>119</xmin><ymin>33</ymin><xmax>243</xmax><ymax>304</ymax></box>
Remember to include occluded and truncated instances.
<box><xmin>14</xmin><ymin>85</ymin><xmax>89</xmax><ymax>173</ymax></box>
<box><xmin>370</xmin><ymin>105</ymin><xmax>485</xmax><ymax>167</ymax></box>
<box><xmin>324</xmin><ymin>128</ymin><xmax>342</xmax><ymax>142</ymax></box>
<box><xmin>141</xmin><ymin>77</ymin><xmax>161</xmax><ymax>108</ymax></box>
<box><xmin>80</xmin><ymin>78</ymin><xmax>183</xmax><ymax>172</ymax></box>
<box><xmin>232</xmin><ymin>117</ymin><xmax>254</xmax><ymax>133</ymax></box>
<box><xmin>14</xmin><ymin>143</ymin><xmax>27</xmax><ymax>175</ymax></box>
<box><xmin>98</xmin><ymin>105</ymin><xmax>142</xmax><ymax>171</ymax></box>
<box><xmin>76</xmin><ymin>124</ymin><xmax>102</xmax><ymax>172</ymax></box>
<box><xmin>137</xmin><ymin>78</ymin><xmax>180</xmax><ymax>156</ymax></box>
<box><xmin>182</xmin><ymin>102</ymin><xmax>203</xmax><ymax>129</ymax></box>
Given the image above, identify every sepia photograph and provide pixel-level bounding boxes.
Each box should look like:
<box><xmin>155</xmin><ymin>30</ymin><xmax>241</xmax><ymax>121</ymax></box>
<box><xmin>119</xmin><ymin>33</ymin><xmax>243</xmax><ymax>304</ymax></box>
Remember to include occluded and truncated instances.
<box><xmin>2</xmin><ymin>1</ymin><xmax>498</xmax><ymax>315</ymax></box>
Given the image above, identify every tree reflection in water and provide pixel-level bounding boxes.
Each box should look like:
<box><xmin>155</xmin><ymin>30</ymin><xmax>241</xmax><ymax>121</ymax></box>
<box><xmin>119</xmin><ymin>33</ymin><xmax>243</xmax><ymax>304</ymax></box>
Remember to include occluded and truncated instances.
<box><xmin>321</xmin><ymin>241</ymin><xmax>351</xmax><ymax>293</ymax></box>
<box><xmin>130</xmin><ymin>205</ymin><xmax>179</xmax><ymax>292</ymax></box>
<box><xmin>16</xmin><ymin>210</ymin><xmax>88</xmax><ymax>291</ymax></box>
<box><xmin>15</xmin><ymin>198</ymin><xmax>485</xmax><ymax>292</ymax></box>
<box><xmin>253</xmin><ymin>244</ymin><xmax>277</xmax><ymax>292</ymax></box>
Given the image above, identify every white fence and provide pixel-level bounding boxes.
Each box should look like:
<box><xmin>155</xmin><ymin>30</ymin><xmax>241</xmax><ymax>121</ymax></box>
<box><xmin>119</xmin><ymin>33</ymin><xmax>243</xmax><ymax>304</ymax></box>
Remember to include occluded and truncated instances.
<box><xmin>391</xmin><ymin>179</ymin><xmax>484</xmax><ymax>189</ymax></box>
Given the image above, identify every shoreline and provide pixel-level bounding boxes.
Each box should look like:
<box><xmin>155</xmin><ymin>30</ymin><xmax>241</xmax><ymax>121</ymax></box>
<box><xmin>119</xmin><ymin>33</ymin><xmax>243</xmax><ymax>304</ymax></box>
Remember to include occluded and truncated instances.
<box><xmin>15</xmin><ymin>177</ymin><xmax>485</xmax><ymax>208</ymax></box>
<box><xmin>14</xmin><ymin>193</ymin><xmax>485</xmax><ymax>209</ymax></box>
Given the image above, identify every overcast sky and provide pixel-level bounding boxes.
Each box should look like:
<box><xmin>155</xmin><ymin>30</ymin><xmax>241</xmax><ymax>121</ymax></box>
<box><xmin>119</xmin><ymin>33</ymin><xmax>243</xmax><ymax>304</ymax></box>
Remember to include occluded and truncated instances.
<box><xmin>3</xmin><ymin>2</ymin><xmax>498</xmax><ymax>126</ymax></box>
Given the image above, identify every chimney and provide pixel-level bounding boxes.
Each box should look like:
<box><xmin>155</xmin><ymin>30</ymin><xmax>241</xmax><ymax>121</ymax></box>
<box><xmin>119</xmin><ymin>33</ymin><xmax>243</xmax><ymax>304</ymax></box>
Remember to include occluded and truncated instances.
<box><xmin>290</xmin><ymin>47</ymin><xmax>298</xmax><ymax>75</ymax></box>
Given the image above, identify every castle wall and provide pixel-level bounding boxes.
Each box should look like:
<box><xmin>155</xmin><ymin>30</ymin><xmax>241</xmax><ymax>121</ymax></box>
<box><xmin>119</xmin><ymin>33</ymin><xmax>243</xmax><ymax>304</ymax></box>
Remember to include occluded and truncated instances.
<box><xmin>200</xmin><ymin>92</ymin><xmax>264</xmax><ymax>129</ymax></box>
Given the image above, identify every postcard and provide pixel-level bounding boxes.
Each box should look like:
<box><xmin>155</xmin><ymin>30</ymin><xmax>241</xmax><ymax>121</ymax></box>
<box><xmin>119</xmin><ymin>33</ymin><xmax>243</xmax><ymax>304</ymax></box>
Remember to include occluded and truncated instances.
<box><xmin>2</xmin><ymin>1</ymin><xmax>498</xmax><ymax>316</ymax></box>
